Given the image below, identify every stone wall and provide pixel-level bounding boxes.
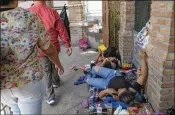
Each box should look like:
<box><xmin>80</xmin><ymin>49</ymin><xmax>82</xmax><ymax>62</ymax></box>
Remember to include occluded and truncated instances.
<box><xmin>68</xmin><ymin>1</ymin><xmax>84</xmax><ymax>46</ymax></box>
<box><xmin>119</xmin><ymin>1</ymin><xmax>135</xmax><ymax>63</ymax></box>
<box><xmin>145</xmin><ymin>1</ymin><xmax>174</xmax><ymax>113</ymax></box>
<box><xmin>108</xmin><ymin>1</ymin><xmax>120</xmax><ymax>48</ymax></box>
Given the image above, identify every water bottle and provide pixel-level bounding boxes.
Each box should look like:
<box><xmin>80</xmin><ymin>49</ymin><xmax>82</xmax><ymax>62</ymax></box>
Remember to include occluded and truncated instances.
<box><xmin>96</xmin><ymin>103</ymin><xmax>102</xmax><ymax>114</ymax></box>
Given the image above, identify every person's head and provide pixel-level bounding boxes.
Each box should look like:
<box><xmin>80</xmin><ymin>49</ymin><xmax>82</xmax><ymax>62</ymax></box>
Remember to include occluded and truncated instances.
<box><xmin>113</xmin><ymin>88</ymin><xmax>135</xmax><ymax>104</ymax></box>
<box><xmin>108</xmin><ymin>57</ymin><xmax>117</xmax><ymax>63</ymax></box>
<box><xmin>0</xmin><ymin>0</ymin><xmax>18</xmax><ymax>7</ymax></box>
<box><xmin>104</xmin><ymin>47</ymin><xmax>117</xmax><ymax>58</ymax></box>
<box><xmin>103</xmin><ymin>47</ymin><xmax>121</xmax><ymax>67</ymax></box>
<box><xmin>33</xmin><ymin>0</ymin><xmax>46</xmax><ymax>4</ymax></box>
<box><xmin>118</xmin><ymin>89</ymin><xmax>135</xmax><ymax>104</ymax></box>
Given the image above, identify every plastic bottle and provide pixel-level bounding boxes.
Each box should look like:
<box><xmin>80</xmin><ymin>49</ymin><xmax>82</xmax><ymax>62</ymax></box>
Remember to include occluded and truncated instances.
<box><xmin>96</xmin><ymin>103</ymin><xmax>102</xmax><ymax>114</ymax></box>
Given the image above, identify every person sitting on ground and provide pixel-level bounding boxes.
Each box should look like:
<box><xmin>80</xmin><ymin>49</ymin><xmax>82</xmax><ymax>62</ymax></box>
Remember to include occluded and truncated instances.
<box><xmin>92</xmin><ymin>47</ymin><xmax>121</xmax><ymax>69</ymax></box>
<box><xmin>86</xmin><ymin>50</ymin><xmax>148</xmax><ymax>104</ymax></box>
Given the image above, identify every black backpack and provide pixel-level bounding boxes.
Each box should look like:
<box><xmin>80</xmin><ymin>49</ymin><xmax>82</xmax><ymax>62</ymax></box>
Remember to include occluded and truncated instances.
<box><xmin>60</xmin><ymin>5</ymin><xmax>71</xmax><ymax>41</ymax></box>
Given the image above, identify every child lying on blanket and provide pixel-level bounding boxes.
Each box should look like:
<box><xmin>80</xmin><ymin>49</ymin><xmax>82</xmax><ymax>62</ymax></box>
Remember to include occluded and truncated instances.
<box><xmin>86</xmin><ymin>50</ymin><xmax>148</xmax><ymax>104</ymax></box>
<box><xmin>92</xmin><ymin>47</ymin><xmax>121</xmax><ymax>69</ymax></box>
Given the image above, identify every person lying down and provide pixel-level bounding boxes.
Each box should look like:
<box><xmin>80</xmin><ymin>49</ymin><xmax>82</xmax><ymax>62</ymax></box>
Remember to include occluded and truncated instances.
<box><xmin>92</xmin><ymin>47</ymin><xmax>121</xmax><ymax>69</ymax></box>
<box><xmin>85</xmin><ymin>50</ymin><xmax>148</xmax><ymax>104</ymax></box>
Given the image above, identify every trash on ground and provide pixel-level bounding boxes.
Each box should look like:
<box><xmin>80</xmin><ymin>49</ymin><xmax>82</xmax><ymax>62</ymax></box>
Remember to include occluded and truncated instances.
<box><xmin>69</xmin><ymin>64</ymin><xmax>76</xmax><ymax>70</ymax></box>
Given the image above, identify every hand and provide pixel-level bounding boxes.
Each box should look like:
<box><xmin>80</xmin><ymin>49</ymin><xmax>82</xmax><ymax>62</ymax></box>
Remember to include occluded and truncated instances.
<box><xmin>112</xmin><ymin>95</ymin><xmax>119</xmax><ymax>101</ymax></box>
<box><xmin>106</xmin><ymin>88</ymin><xmax>119</xmax><ymax>101</ymax></box>
<box><xmin>138</xmin><ymin>49</ymin><xmax>147</xmax><ymax>59</ymax></box>
<box><xmin>55</xmin><ymin>65</ymin><xmax>64</xmax><ymax>75</ymax></box>
<box><xmin>106</xmin><ymin>88</ymin><xmax>118</xmax><ymax>95</ymax></box>
<box><xmin>67</xmin><ymin>47</ymin><xmax>72</xmax><ymax>56</ymax></box>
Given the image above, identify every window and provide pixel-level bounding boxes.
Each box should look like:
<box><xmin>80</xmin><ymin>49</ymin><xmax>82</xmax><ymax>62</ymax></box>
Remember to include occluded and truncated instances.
<box><xmin>133</xmin><ymin>1</ymin><xmax>151</xmax><ymax>67</ymax></box>
<box><xmin>53</xmin><ymin>1</ymin><xmax>68</xmax><ymax>14</ymax></box>
<box><xmin>18</xmin><ymin>1</ymin><xmax>33</xmax><ymax>8</ymax></box>
<box><xmin>84</xmin><ymin>1</ymin><xmax>102</xmax><ymax>23</ymax></box>
<box><xmin>134</xmin><ymin>1</ymin><xmax>151</xmax><ymax>32</ymax></box>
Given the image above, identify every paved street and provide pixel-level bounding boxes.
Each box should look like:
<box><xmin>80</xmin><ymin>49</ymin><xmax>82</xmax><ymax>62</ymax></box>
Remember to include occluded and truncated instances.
<box><xmin>43</xmin><ymin>47</ymin><xmax>97</xmax><ymax>114</ymax></box>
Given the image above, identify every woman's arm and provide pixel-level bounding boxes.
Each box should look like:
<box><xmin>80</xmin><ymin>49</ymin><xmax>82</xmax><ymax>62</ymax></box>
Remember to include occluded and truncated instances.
<box><xmin>35</xmin><ymin>15</ymin><xmax>64</xmax><ymax>75</ymax></box>
<box><xmin>136</xmin><ymin>50</ymin><xmax>148</xmax><ymax>85</ymax></box>
<box><xmin>39</xmin><ymin>43</ymin><xmax>64</xmax><ymax>75</ymax></box>
<box><xmin>101</xmin><ymin>58</ymin><xmax>108</xmax><ymax>66</ymax></box>
<box><xmin>99</xmin><ymin>89</ymin><xmax>109</xmax><ymax>99</ymax></box>
<box><xmin>94</xmin><ymin>50</ymin><xmax>103</xmax><ymax>64</ymax></box>
<box><xmin>99</xmin><ymin>88</ymin><xmax>118</xmax><ymax>99</ymax></box>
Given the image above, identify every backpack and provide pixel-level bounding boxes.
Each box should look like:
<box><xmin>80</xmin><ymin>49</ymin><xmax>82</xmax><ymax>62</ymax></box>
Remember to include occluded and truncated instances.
<box><xmin>79</xmin><ymin>38</ymin><xmax>89</xmax><ymax>50</ymax></box>
<box><xmin>60</xmin><ymin>5</ymin><xmax>71</xmax><ymax>41</ymax></box>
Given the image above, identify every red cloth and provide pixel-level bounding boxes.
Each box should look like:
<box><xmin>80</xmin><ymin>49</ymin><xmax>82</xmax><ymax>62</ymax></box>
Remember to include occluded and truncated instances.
<box><xmin>27</xmin><ymin>2</ymin><xmax>71</xmax><ymax>56</ymax></box>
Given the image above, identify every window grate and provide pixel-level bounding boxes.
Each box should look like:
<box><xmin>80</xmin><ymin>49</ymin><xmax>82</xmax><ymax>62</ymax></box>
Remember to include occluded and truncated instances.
<box><xmin>134</xmin><ymin>1</ymin><xmax>151</xmax><ymax>32</ymax></box>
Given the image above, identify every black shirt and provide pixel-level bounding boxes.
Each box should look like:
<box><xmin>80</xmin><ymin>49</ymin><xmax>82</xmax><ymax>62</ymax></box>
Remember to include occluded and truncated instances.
<box><xmin>108</xmin><ymin>76</ymin><xmax>142</xmax><ymax>92</ymax></box>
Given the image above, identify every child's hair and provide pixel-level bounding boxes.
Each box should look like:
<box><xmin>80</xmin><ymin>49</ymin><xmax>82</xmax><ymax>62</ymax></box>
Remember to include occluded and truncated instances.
<box><xmin>103</xmin><ymin>61</ymin><xmax>112</xmax><ymax>69</ymax></box>
<box><xmin>119</xmin><ymin>90</ymin><xmax>135</xmax><ymax>104</ymax></box>
<box><xmin>103</xmin><ymin>47</ymin><xmax>117</xmax><ymax>58</ymax></box>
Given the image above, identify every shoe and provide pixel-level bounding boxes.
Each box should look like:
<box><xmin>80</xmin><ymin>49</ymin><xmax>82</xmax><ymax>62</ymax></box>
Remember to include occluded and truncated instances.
<box><xmin>53</xmin><ymin>84</ymin><xmax>59</xmax><ymax>88</ymax></box>
<box><xmin>74</xmin><ymin>80</ymin><xmax>86</xmax><ymax>85</ymax></box>
<box><xmin>83</xmin><ymin>70</ymin><xmax>91</xmax><ymax>75</ymax></box>
<box><xmin>77</xmin><ymin>76</ymin><xmax>86</xmax><ymax>81</ymax></box>
<box><xmin>46</xmin><ymin>98</ymin><xmax>55</xmax><ymax>105</ymax></box>
<box><xmin>53</xmin><ymin>81</ymin><xmax>61</xmax><ymax>88</ymax></box>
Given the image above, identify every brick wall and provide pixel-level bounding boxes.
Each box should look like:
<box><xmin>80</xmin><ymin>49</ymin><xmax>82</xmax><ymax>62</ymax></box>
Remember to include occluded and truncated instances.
<box><xmin>119</xmin><ymin>1</ymin><xmax>135</xmax><ymax>63</ymax></box>
<box><xmin>47</xmin><ymin>0</ymin><xmax>84</xmax><ymax>46</ymax></box>
<box><xmin>68</xmin><ymin>1</ymin><xmax>84</xmax><ymax>46</ymax></box>
<box><xmin>46</xmin><ymin>0</ymin><xmax>53</xmax><ymax>7</ymax></box>
<box><xmin>145</xmin><ymin>1</ymin><xmax>174</xmax><ymax>113</ymax></box>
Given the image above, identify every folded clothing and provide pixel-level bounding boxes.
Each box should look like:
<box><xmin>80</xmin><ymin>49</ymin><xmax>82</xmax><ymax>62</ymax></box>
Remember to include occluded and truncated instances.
<box><xmin>104</xmin><ymin>96</ymin><xmax>128</xmax><ymax>109</ymax></box>
<box><xmin>74</xmin><ymin>76</ymin><xmax>86</xmax><ymax>85</ymax></box>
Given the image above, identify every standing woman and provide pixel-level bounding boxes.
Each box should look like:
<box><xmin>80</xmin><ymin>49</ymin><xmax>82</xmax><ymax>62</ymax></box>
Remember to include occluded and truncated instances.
<box><xmin>0</xmin><ymin>0</ymin><xmax>64</xmax><ymax>114</ymax></box>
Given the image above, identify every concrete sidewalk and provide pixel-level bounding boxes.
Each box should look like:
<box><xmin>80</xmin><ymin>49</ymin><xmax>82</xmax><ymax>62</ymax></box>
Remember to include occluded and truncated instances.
<box><xmin>42</xmin><ymin>47</ymin><xmax>97</xmax><ymax>114</ymax></box>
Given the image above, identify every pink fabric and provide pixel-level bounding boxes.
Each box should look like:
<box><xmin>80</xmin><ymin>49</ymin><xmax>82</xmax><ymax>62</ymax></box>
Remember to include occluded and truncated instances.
<box><xmin>79</xmin><ymin>38</ymin><xmax>88</xmax><ymax>50</ymax></box>
<box><xmin>27</xmin><ymin>2</ymin><xmax>71</xmax><ymax>57</ymax></box>
<box><xmin>81</xmin><ymin>99</ymin><xmax>89</xmax><ymax>108</ymax></box>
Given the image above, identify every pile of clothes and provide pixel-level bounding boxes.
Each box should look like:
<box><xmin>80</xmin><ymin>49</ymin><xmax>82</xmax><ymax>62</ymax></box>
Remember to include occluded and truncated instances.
<box><xmin>84</xmin><ymin>82</ymin><xmax>157</xmax><ymax>115</ymax></box>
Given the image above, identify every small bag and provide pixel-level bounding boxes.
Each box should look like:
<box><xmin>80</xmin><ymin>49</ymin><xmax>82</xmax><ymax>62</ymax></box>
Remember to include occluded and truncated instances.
<box><xmin>98</xmin><ymin>44</ymin><xmax>107</xmax><ymax>52</ymax></box>
<box><xmin>79</xmin><ymin>38</ymin><xmax>89</xmax><ymax>50</ymax></box>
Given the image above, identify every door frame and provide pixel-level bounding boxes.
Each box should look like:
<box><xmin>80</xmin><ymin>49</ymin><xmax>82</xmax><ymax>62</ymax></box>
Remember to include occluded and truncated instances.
<box><xmin>102</xmin><ymin>1</ymin><xmax>109</xmax><ymax>47</ymax></box>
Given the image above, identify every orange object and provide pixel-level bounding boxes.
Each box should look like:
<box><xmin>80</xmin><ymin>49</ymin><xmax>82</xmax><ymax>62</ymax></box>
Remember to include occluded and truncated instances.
<box><xmin>122</xmin><ymin>63</ymin><xmax>131</xmax><ymax>70</ymax></box>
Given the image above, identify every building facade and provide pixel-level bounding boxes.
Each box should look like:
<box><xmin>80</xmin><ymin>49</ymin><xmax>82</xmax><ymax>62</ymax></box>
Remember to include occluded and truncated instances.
<box><xmin>118</xmin><ymin>1</ymin><xmax>174</xmax><ymax>113</ymax></box>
